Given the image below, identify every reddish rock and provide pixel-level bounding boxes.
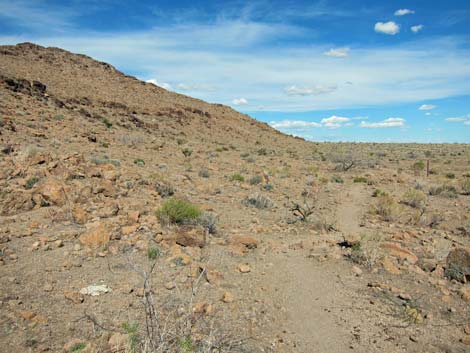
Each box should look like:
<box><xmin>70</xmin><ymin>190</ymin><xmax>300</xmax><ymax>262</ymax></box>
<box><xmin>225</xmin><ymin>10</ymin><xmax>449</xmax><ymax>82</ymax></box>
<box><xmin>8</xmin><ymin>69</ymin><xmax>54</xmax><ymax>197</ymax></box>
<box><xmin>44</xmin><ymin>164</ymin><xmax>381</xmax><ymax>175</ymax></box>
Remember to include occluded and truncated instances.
<box><xmin>79</xmin><ymin>223</ymin><xmax>111</xmax><ymax>248</ymax></box>
<box><xmin>175</xmin><ymin>227</ymin><xmax>206</xmax><ymax>248</ymax></box>
<box><xmin>381</xmin><ymin>242</ymin><xmax>418</xmax><ymax>264</ymax></box>
<box><xmin>229</xmin><ymin>235</ymin><xmax>259</xmax><ymax>249</ymax></box>
<box><xmin>35</xmin><ymin>178</ymin><xmax>67</xmax><ymax>206</ymax></box>
<box><xmin>446</xmin><ymin>247</ymin><xmax>470</xmax><ymax>282</ymax></box>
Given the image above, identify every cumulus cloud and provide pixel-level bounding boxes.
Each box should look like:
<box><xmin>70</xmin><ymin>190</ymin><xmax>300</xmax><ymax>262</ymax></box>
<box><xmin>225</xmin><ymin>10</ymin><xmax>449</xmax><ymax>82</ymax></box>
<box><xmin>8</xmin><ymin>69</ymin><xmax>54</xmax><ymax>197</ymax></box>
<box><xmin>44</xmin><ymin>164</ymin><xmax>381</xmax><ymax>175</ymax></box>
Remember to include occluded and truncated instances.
<box><xmin>232</xmin><ymin>98</ymin><xmax>248</xmax><ymax>105</ymax></box>
<box><xmin>146</xmin><ymin>79</ymin><xmax>172</xmax><ymax>90</ymax></box>
<box><xmin>374</xmin><ymin>21</ymin><xmax>400</xmax><ymax>35</ymax></box>
<box><xmin>321</xmin><ymin>115</ymin><xmax>351</xmax><ymax>129</ymax></box>
<box><xmin>176</xmin><ymin>83</ymin><xmax>215</xmax><ymax>91</ymax></box>
<box><xmin>324</xmin><ymin>47</ymin><xmax>350</xmax><ymax>57</ymax></box>
<box><xmin>360</xmin><ymin>117</ymin><xmax>405</xmax><ymax>128</ymax></box>
<box><xmin>394</xmin><ymin>9</ymin><xmax>415</xmax><ymax>16</ymax></box>
<box><xmin>419</xmin><ymin>104</ymin><xmax>437</xmax><ymax>110</ymax></box>
<box><xmin>270</xmin><ymin>120</ymin><xmax>322</xmax><ymax>129</ymax></box>
<box><xmin>284</xmin><ymin>85</ymin><xmax>337</xmax><ymax>96</ymax></box>
<box><xmin>411</xmin><ymin>25</ymin><xmax>424</xmax><ymax>33</ymax></box>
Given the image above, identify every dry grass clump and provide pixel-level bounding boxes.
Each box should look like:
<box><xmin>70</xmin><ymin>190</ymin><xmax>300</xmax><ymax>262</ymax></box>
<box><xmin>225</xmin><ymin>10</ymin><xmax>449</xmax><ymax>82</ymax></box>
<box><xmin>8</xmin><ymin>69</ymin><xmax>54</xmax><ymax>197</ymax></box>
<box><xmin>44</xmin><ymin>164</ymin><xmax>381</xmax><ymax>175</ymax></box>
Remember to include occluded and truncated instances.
<box><xmin>370</xmin><ymin>194</ymin><xmax>399</xmax><ymax>222</ymax></box>
<box><xmin>401</xmin><ymin>189</ymin><xmax>427</xmax><ymax>210</ymax></box>
<box><xmin>460</xmin><ymin>178</ymin><xmax>470</xmax><ymax>195</ymax></box>
<box><xmin>242</xmin><ymin>194</ymin><xmax>274</xmax><ymax>209</ymax></box>
<box><xmin>428</xmin><ymin>184</ymin><xmax>458</xmax><ymax>199</ymax></box>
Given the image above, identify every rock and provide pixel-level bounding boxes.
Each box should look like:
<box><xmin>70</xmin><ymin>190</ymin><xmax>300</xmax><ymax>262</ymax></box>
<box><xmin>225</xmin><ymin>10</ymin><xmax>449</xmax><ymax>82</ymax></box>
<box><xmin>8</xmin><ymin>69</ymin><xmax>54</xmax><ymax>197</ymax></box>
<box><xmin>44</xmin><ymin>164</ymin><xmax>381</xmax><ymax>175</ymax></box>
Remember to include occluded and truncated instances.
<box><xmin>72</xmin><ymin>205</ymin><xmax>87</xmax><ymax>224</ymax></box>
<box><xmin>459</xmin><ymin>286</ymin><xmax>470</xmax><ymax>301</ymax></box>
<box><xmin>206</xmin><ymin>269</ymin><xmax>224</xmax><ymax>285</ymax></box>
<box><xmin>35</xmin><ymin>178</ymin><xmax>67</xmax><ymax>206</ymax></box>
<box><xmin>64</xmin><ymin>291</ymin><xmax>84</xmax><ymax>304</ymax></box>
<box><xmin>79</xmin><ymin>224</ymin><xmax>110</xmax><ymax>248</ymax></box>
<box><xmin>229</xmin><ymin>235</ymin><xmax>259</xmax><ymax>249</ymax></box>
<box><xmin>175</xmin><ymin>227</ymin><xmax>206</xmax><ymax>248</ymax></box>
<box><xmin>445</xmin><ymin>247</ymin><xmax>470</xmax><ymax>282</ymax></box>
<box><xmin>352</xmin><ymin>266</ymin><xmax>363</xmax><ymax>276</ymax></box>
<box><xmin>382</xmin><ymin>257</ymin><xmax>401</xmax><ymax>275</ymax></box>
<box><xmin>380</xmin><ymin>242</ymin><xmax>418</xmax><ymax>264</ymax></box>
<box><xmin>79</xmin><ymin>284</ymin><xmax>111</xmax><ymax>296</ymax></box>
<box><xmin>238</xmin><ymin>264</ymin><xmax>251</xmax><ymax>273</ymax></box>
<box><xmin>192</xmin><ymin>302</ymin><xmax>213</xmax><ymax>315</ymax></box>
<box><xmin>108</xmin><ymin>333</ymin><xmax>128</xmax><ymax>353</ymax></box>
<box><xmin>461</xmin><ymin>336</ymin><xmax>470</xmax><ymax>345</ymax></box>
<box><xmin>222</xmin><ymin>291</ymin><xmax>234</xmax><ymax>303</ymax></box>
<box><xmin>43</xmin><ymin>283</ymin><xmax>53</xmax><ymax>292</ymax></box>
<box><xmin>127</xmin><ymin>211</ymin><xmax>140</xmax><ymax>224</ymax></box>
<box><xmin>227</xmin><ymin>243</ymin><xmax>248</xmax><ymax>256</ymax></box>
<box><xmin>121</xmin><ymin>224</ymin><xmax>138</xmax><ymax>236</ymax></box>
<box><xmin>93</xmin><ymin>179</ymin><xmax>116</xmax><ymax>197</ymax></box>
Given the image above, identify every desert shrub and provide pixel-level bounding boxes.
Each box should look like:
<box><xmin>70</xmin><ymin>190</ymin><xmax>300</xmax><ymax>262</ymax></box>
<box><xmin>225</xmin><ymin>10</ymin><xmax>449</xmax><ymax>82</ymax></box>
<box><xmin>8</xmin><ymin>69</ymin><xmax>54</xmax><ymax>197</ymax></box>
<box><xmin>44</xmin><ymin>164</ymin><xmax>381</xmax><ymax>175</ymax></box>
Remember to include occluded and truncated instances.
<box><xmin>402</xmin><ymin>189</ymin><xmax>427</xmax><ymax>209</ymax></box>
<box><xmin>372</xmin><ymin>189</ymin><xmax>387</xmax><ymax>197</ymax></box>
<box><xmin>332</xmin><ymin>152</ymin><xmax>358</xmax><ymax>171</ymax></box>
<box><xmin>249</xmin><ymin>175</ymin><xmax>262</xmax><ymax>185</ymax></box>
<box><xmin>428</xmin><ymin>185</ymin><xmax>458</xmax><ymax>198</ymax></box>
<box><xmin>176</xmin><ymin>138</ymin><xmax>185</xmax><ymax>145</ymax></box>
<box><xmin>155</xmin><ymin>182</ymin><xmax>176</xmax><ymax>198</ymax></box>
<box><xmin>91</xmin><ymin>155</ymin><xmax>121</xmax><ymax>166</ymax></box>
<box><xmin>331</xmin><ymin>175</ymin><xmax>344</xmax><ymax>183</ymax></box>
<box><xmin>414</xmin><ymin>181</ymin><xmax>426</xmax><ymax>190</ymax></box>
<box><xmin>197</xmin><ymin>212</ymin><xmax>218</xmax><ymax>234</ymax></box>
<box><xmin>156</xmin><ymin>198</ymin><xmax>201</xmax><ymax>225</ymax></box>
<box><xmin>134</xmin><ymin>159</ymin><xmax>145</xmax><ymax>166</ymax></box>
<box><xmin>147</xmin><ymin>247</ymin><xmax>161</xmax><ymax>260</ymax></box>
<box><xmin>230</xmin><ymin>173</ymin><xmax>245</xmax><ymax>182</ymax></box>
<box><xmin>25</xmin><ymin>177</ymin><xmax>40</xmax><ymax>189</ymax></box>
<box><xmin>242</xmin><ymin>194</ymin><xmax>273</xmax><ymax>209</ymax></box>
<box><xmin>445</xmin><ymin>172</ymin><xmax>455</xmax><ymax>179</ymax></box>
<box><xmin>262</xmin><ymin>183</ymin><xmax>273</xmax><ymax>191</ymax></box>
<box><xmin>460</xmin><ymin>178</ymin><xmax>470</xmax><ymax>195</ymax></box>
<box><xmin>412</xmin><ymin>161</ymin><xmax>425</xmax><ymax>174</ymax></box>
<box><xmin>371</xmin><ymin>194</ymin><xmax>398</xmax><ymax>221</ymax></box>
<box><xmin>182</xmin><ymin>148</ymin><xmax>193</xmax><ymax>157</ymax></box>
<box><xmin>70</xmin><ymin>342</ymin><xmax>87</xmax><ymax>352</ymax></box>
<box><xmin>348</xmin><ymin>233</ymin><xmax>383</xmax><ymax>268</ymax></box>
<box><xmin>198</xmin><ymin>168</ymin><xmax>210</xmax><ymax>178</ymax></box>
<box><xmin>240</xmin><ymin>152</ymin><xmax>249</xmax><ymax>158</ymax></box>
<box><xmin>257</xmin><ymin>148</ymin><xmax>268</xmax><ymax>156</ymax></box>
<box><xmin>353</xmin><ymin>176</ymin><xmax>368</xmax><ymax>183</ymax></box>
<box><xmin>427</xmin><ymin>213</ymin><xmax>444</xmax><ymax>228</ymax></box>
<box><xmin>101</xmin><ymin>116</ymin><xmax>112</xmax><ymax>128</ymax></box>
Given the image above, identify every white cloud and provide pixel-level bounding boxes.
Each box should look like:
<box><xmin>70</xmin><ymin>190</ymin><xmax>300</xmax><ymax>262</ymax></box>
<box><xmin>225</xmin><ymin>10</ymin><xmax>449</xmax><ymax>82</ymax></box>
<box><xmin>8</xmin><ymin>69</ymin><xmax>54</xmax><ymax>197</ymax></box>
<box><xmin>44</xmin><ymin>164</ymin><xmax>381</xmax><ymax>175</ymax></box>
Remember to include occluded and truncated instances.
<box><xmin>360</xmin><ymin>118</ymin><xmax>405</xmax><ymax>128</ymax></box>
<box><xmin>446</xmin><ymin>115</ymin><xmax>470</xmax><ymax>122</ymax></box>
<box><xmin>176</xmin><ymin>83</ymin><xmax>215</xmax><ymax>91</ymax></box>
<box><xmin>374</xmin><ymin>21</ymin><xmax>400</xmax><ymax>35</ymax></box>
<box><xmin>321</xmin><ymin>116</ymin><xmax>351</xmax><ymax>129</ymax></box>
<box><xmin>425</xmin><ymin>112</ymin><xmax>432</xmax><ymax>116</ymax></box>
<box><xmin>3</xmin><ymin>21</ymin><xmax>470</xmax><ymax>112</ymax></box>
<box><xmin>284</xmin><ymin>85</ymin><xmax>337</xmax><ymax>96</ymax></box>
<box><xmin>270</xmin><ymin>120</ymin><xmax>322</xmax><ymax>129</ymax></box>
<box><xmin>411</xmin><ymin>25</ymin><xmax>424</xmax><ymax>33</ymax></box>
<box><xmin>419</xmin><ymin>104</ymin><xmax>437</xmax><ymax>110</ymax></box>
<box><xmin>324</xmin><ymin>47</ymin><xmax>350</xmax><ymax>57</ymax></box>
<box><xmin>232</xmin><ymin>98</ymin><xmax>248</xmax><ymax>105</ymax></box>
<box><xmin>146</xmin><ymin>79</ymin><xmax>172</xmax><ymax>90</ymax></box>
<box><xmin>321</xmin><ymin>116</ymin><xmax>350</xmax><ymax>124</ymax></box>
<box><xmin>394</xmin><ymin>9</ymin><xmax>415</xmax><ymax>16</ymax></box>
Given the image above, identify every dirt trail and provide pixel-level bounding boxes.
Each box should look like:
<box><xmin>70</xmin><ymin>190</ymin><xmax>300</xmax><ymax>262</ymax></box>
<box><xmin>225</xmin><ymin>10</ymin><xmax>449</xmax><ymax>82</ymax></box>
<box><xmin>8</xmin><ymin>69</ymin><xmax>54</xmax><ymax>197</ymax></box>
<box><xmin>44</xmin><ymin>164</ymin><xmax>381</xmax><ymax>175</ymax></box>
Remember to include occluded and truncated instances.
<box><xmin>268</xmin><ymin>183</ymin><xmax>375</xmax><ymax>353</ymax></box>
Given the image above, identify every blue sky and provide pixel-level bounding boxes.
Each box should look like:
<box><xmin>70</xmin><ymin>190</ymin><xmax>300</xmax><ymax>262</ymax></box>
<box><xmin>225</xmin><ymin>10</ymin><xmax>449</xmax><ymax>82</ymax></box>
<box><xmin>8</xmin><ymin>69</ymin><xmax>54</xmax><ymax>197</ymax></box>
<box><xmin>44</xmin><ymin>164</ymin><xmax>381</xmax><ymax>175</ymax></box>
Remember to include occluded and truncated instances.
<box><xmin>0</xmin><ymin>0</ymin><xmax>469</xmax><ymax>142</ymax></box>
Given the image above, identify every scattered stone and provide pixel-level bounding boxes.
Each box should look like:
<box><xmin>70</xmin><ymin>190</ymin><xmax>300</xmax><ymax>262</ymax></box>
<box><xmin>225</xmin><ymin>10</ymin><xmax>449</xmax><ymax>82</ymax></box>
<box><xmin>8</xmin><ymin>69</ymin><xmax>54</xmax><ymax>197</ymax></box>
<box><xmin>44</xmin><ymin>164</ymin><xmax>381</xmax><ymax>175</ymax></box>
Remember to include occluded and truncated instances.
<box><xmin>352</xmin><ymin>266</ymin><xmax>363</xmax><ymax>276</ymax></box>
<box><xmin>108</xmin><ymin>333</ymin><xmax>128</xmax><ymax>353</ymax></box>
<box><xmin>192</xmin><ymin>302</ymin><xmax>213</xmax><ymax>315</ymax></box>
<box><xmin>382</xmin><ymin>257</ymin><xmax>401</xmax><ymax>275</ymax></box>
<box><xmin>64</xmin><ymin>339</ymin><xmax>87</xmax><ymax>352</ymax></box>
<box><xmin>175</xmin><ymin>227</ymin><xmax>206</xmax><ymax>248</ymax></box>
<box><xmin>64</xmin><ymin>291</ymin><xmax>84</xmax><ymax>304</ymax></box>
<box><xmin>229</xmin><ymin>235</ymin><xmax>259</xmax><ymax>249</ymax></box>
<box><xmin>459</xmin><ymin>286</ymin><xmax>470</xmax><ymax>302</ymax></box>
<box><xmin>222</xmin><ymin>291</ymin><xmax>234</xmax><ymax>303</ymax></box>
<box><xmin>79</xmin><ymin>284</ymin><xmax>111</xmax><ymax>296</ymax></box>
<box><xmin>72</xmin><ymin>205</ymin><xmax>87</xmax><ymax>224</ymax></box>
<box><xmin>79</xmin><ymin>223</ymin><xmax>111</xmax><ymax>248</ymax></box>
<box><xmin>164</xmin><ymin>282</ymin><xmax>176</xmax><ymax>290</ymax></box>
<box><xmin>381</xmin><ymin>242</ymin><xmax>418</xmax><ymax>264</ymax></box>
<box><xmin>238</xmin><ymin>264</ymin><xmax>251</xmax><ymax>273</ymax></box>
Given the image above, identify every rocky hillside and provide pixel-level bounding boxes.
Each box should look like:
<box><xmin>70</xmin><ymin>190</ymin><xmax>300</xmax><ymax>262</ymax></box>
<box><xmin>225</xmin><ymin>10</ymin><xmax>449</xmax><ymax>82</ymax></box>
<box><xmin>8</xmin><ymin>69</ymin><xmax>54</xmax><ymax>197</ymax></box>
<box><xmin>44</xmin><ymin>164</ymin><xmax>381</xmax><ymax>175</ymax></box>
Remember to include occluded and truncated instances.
<box><xmin>1</xmin><ymin>43</ymin><xmax>470</xmax><ymax>353</ymax></box>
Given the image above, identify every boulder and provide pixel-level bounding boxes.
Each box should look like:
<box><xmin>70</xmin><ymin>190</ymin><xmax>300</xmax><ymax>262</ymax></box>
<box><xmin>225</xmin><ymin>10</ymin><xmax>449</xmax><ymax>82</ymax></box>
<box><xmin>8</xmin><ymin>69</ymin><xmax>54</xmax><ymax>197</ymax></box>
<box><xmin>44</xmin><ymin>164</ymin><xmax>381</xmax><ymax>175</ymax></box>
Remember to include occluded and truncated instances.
<box><xmin>35</xmin><ymin>178</ymin><xmax>67</xmax><ymax>206</ymax></box>
<box><xmin>175</xmin><ymin>227</ymin><xmax>206</xmax><ymax>248</ymax></box>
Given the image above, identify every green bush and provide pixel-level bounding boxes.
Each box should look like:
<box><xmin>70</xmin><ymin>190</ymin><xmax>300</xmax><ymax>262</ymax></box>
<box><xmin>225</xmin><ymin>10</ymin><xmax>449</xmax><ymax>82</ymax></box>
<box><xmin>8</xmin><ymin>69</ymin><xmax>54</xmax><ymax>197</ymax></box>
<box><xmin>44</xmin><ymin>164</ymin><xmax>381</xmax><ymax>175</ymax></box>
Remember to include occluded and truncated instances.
<box><xmin>230</xmin><ymin>173</ymin><xmax>245</xmax><ymax>182</ymax></box>
<box><xmin>372</xmin><ymin>189</ymin><xmax>387</xmax><ymax>197</ymax></box>
<box><xmin>429</xmin><ymin>185</ymin><xmax>458</xmax><ymax>198</ymax></box>
<box><xmin>134</xmin><ymin>159</ymin><xmax>145</xmax><ymax>166</ymax></box>
<box><xmin>101</xmin><ymin>117</ymin><xmax>112</xmax><ymax>128</ymax></box>
<box><xmin>353</xmin><ymin>176</ymin><xmax>368</xmax><ymax>183</ymax></box>
<box><xmin>25</xmin><ymin>177</ymin><xmax>40</xmax><ymax>189</ymax></box>
<box><xmin>198</xmin><ymin>168</ymin><xmax>210</xmax><ymax>178</ymax></box>
<box><xmin>249</xmin><ymin>175</ymin><xmax>262</xmax><ymax>185</ymax></box>
<box><xmin>182</xmin><ymin>148</ymin><xmax>193</xmax><ymax>157</ymax></box>
<box><xmin>445</xmin><ymin>172</ymin><xmax>455</xmax><ymax>179</ymax></box>
<box><xmin>156</xmin><ymin>198</ymin><xmax>201</xmax><ymax>225</ymax></box>
<box><xmin>331</xmin><ymin>175</ymin><xmax>344</xmax><ymax>183</ymax></box>
<box><xmin>402</xmin><ymin>189</ymin><xmax>427</xmax><ymax>209</ymax></box>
